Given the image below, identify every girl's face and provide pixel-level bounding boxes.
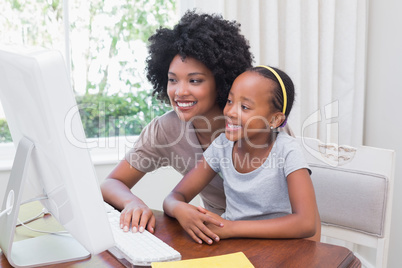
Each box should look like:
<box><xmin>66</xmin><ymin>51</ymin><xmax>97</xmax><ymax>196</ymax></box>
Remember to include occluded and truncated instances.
<box><xmin>224</xmin><ymin>71</ymin><xmax>280</xmax><ymax>144</ymax></box>
<box><xmin>167</xmin><ymin>55</ymin><xmax>219</xmax><ymax>122</ymax></box>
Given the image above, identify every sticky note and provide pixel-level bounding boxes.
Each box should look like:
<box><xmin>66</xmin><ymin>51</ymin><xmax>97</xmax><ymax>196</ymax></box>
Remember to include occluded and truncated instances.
<box><xmin>151</xmin><ymin>252</ymin><xmax>254</xmax><ymax>268</ymax></box>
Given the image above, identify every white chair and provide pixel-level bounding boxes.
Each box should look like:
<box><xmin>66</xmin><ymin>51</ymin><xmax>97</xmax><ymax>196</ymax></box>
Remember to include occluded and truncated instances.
<box><xmin>297</xmin><ymin>136</ymin><xmax>395</xmax><ymax>268</ymax></box>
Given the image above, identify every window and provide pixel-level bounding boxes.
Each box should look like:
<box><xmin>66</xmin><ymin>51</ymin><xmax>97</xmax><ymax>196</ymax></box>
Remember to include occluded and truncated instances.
<box><xmin>0</xmin><ymin>0</ymin><xmax>177</xmax><ymax>144</ymax></box>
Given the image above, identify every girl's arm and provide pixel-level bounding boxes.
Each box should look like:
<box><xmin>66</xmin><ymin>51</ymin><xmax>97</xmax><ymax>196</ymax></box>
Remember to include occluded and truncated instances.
<box><xmin>205</xmin><ymin>168</ymin><xmax>320</xmax><ymax>240</ymax></box>
<box><xmin>101</xmin><ymin>160</ymin><xmax>156</xmax><ymax>233</ymax></box>
<box><xmin>163</xmin><ymin>157</ymin><xmax>223</xmax><ymax>244</ymax></box>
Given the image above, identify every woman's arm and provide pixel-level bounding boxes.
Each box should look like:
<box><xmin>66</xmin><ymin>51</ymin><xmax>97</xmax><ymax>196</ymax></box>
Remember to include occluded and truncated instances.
<box><xmin>205</xmin><ymin>168</ymin><xmax>320</xmax><ymax>240</ymax></box>
<box><xmin>163</xmin><ymin>157</ymin><xmax>223</xmax><ymax>244</ymax></box>
<box><xmin>101</xmin><ymin>159</ymin><xmax>156</xmax><ymax>233</ymax></box>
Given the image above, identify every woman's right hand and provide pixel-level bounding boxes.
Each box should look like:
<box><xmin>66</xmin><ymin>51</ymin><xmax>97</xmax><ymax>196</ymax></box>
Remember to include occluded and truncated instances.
<box><xmin>101</xmin><ymin>160</ymin><xmax>155</xmax><ymax>233</ymax></box>
<box><xmin>120</xmin><ymin>200</ymin><xmax>156</xmax><ymax>233</ymax></box>
<box><xmin>174</xmin><ymin>202</ymin><xmax>223</xmax><ymax>244</ymax></box>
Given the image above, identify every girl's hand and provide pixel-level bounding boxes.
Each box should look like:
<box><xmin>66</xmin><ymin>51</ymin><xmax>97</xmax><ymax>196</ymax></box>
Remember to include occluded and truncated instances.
<box><xmin>197</xmin><ymin>206</ymin><xmax>232</xmax><ymax>239</ymax></box>
<box><xmin>175</xmin><ymin>203</ymin><xmax>223</xmax><ymax>244</ymax></box>
<box><xmin>120</xmin><ymin>200</ymin><xmax>155</xmax><ymax>234</ymax></box>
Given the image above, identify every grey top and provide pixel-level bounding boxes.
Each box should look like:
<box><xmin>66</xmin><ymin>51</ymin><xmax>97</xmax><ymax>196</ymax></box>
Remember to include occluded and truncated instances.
<box><xmin>125</xmin><ymin>110</ymin><xmax>226</xmax><ymax>215</ymax></box>
<box><xmin>203</xmin><ymin>132</ymin><xmax>311</xmax><ymax>221</ymax></box>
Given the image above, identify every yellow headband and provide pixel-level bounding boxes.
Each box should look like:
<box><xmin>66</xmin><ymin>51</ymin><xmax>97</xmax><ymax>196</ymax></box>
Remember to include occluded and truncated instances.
<box><xmin>256</xmin><ymin>65</ymin><xmax>287</xmax><ymax>115</ymax></box>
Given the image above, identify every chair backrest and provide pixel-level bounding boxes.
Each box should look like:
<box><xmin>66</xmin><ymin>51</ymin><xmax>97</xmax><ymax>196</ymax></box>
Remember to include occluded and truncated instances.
<box><xmin>297</xmin><ymin>136</ymin><xmax>395</xmax><ymax>268</ymax></box>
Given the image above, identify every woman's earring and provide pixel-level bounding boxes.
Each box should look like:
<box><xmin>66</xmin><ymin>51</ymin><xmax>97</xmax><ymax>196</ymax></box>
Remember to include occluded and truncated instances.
<box><xmin>270</xmin><ymin>126</ymin><xmax>274</xmax><ymax>130</ymax></box>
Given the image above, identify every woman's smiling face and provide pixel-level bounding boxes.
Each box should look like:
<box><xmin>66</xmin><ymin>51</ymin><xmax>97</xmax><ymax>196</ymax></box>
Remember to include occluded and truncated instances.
<box><xmin>167</xmin><ymin>54</ymin><xmax>219</xmax><ymax>122</ymax></box>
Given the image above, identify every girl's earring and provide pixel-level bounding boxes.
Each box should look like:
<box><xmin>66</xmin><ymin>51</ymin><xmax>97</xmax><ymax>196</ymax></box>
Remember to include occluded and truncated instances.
<box><xmin>270</xmin><ymin>126</ymin><xmax>274</xmax><ymax>130</ymax></box>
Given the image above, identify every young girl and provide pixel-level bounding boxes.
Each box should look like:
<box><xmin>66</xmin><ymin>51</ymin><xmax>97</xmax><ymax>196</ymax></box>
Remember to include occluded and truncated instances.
<box><xmin>163</xmin><ymin>66</ymin><xmax>321</xmax><ymax>244</ymax></box>
<box><xmin>102</xmin><ymin>11</ymin><xmax>293</xmax><ymax>235</ymax></box>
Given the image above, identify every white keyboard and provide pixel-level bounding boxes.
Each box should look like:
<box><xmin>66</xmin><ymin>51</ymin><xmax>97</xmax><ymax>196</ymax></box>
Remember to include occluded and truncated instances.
<box><xmin>104</xmin><ymin>203</ymin><xmax>181</xmax><ymax>266</ymax></box>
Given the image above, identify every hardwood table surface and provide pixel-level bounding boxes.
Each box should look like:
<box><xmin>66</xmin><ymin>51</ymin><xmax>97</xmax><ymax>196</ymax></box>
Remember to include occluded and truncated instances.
<box><xmin>1</xmin><ymin>208</ymin><xmax>361</xmax><ymax>268</ymax></box>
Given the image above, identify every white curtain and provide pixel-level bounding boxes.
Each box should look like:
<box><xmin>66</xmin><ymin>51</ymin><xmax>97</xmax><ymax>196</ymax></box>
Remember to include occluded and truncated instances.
<box><xmin>180</xmin><ymin>0</ymin><xmax>368</xmax><ymax>146</ymax></box>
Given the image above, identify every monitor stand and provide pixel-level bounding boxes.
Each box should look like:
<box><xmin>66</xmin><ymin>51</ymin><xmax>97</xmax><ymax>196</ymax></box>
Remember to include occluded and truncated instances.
<box><xmin>0</xmin><ymin>137</ymin><xmax>90</xmax><ymax>268</ymax></box>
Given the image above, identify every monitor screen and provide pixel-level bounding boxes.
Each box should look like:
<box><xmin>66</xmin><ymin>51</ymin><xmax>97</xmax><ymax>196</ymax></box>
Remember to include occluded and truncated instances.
<box><xmin>0</xmin><ymin>46</ymin><xmax>114</xmax><ymax>267</ymax></box>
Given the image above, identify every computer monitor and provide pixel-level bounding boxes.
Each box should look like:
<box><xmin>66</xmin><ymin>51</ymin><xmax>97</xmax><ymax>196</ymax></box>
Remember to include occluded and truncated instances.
<box><xmin>0</xmin><ymin>46</ymin><xmax>115</xmax><ymax>267</ymax></box>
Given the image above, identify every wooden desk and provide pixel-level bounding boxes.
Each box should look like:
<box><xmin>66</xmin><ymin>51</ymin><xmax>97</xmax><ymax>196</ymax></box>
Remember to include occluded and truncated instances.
<box><xmin>1</xmin><ymin>209</ymin><xmax>361</xmax><ymax>268</ymax></box>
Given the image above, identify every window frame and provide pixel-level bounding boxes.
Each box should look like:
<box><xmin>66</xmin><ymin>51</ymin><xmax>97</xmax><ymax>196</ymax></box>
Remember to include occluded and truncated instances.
<box><xmin>0</xmin><ymin>135</ymin><xmax>139</xmax><ymax>171</ymax></box>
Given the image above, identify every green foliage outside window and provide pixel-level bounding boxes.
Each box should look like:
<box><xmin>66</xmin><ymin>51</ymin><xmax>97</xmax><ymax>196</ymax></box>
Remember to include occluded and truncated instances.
<box><xmin>76</xmin><ymin>91</ymin><xmax>171</xmax><ymax>138</ymax></box>
<box><xmin>0</xmin><ymin>0</ymin><xmax>176</xmax><ymax>142</ymax></box>
<box><xmin>0</xmin><ymin>120</ymin><xmax>11</xmax><ymax>143</ymax></box>
<box><xmin>0</xmin><ymin>93</ymin><xmax>171</xmax><ymax>143</ymax></box>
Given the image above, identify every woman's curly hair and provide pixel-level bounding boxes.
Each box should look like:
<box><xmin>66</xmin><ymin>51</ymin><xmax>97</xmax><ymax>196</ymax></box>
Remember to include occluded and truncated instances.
<box><xmin>146</xmin><ymin>10</ymin><xmax>253</xmax><ymax>109</ymax></box>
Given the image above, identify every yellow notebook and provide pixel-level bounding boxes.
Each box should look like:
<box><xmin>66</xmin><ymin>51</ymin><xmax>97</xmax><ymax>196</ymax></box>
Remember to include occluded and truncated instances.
<box><xmin>151</xmin><ymin>252</ymin><xmax>254</xmax><ymax>268</ymax></box>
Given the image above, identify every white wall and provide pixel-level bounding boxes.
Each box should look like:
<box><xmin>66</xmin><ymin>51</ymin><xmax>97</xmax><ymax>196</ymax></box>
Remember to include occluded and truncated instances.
<box><xmin>364</xmin><ymin>0</ymin><xmax>402</xmax><ymax>267</ymax></box>
<box><xmin>95</xmin><ymin>163</ymin><xmax>196</xmax><ymax>211</ymax></box>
